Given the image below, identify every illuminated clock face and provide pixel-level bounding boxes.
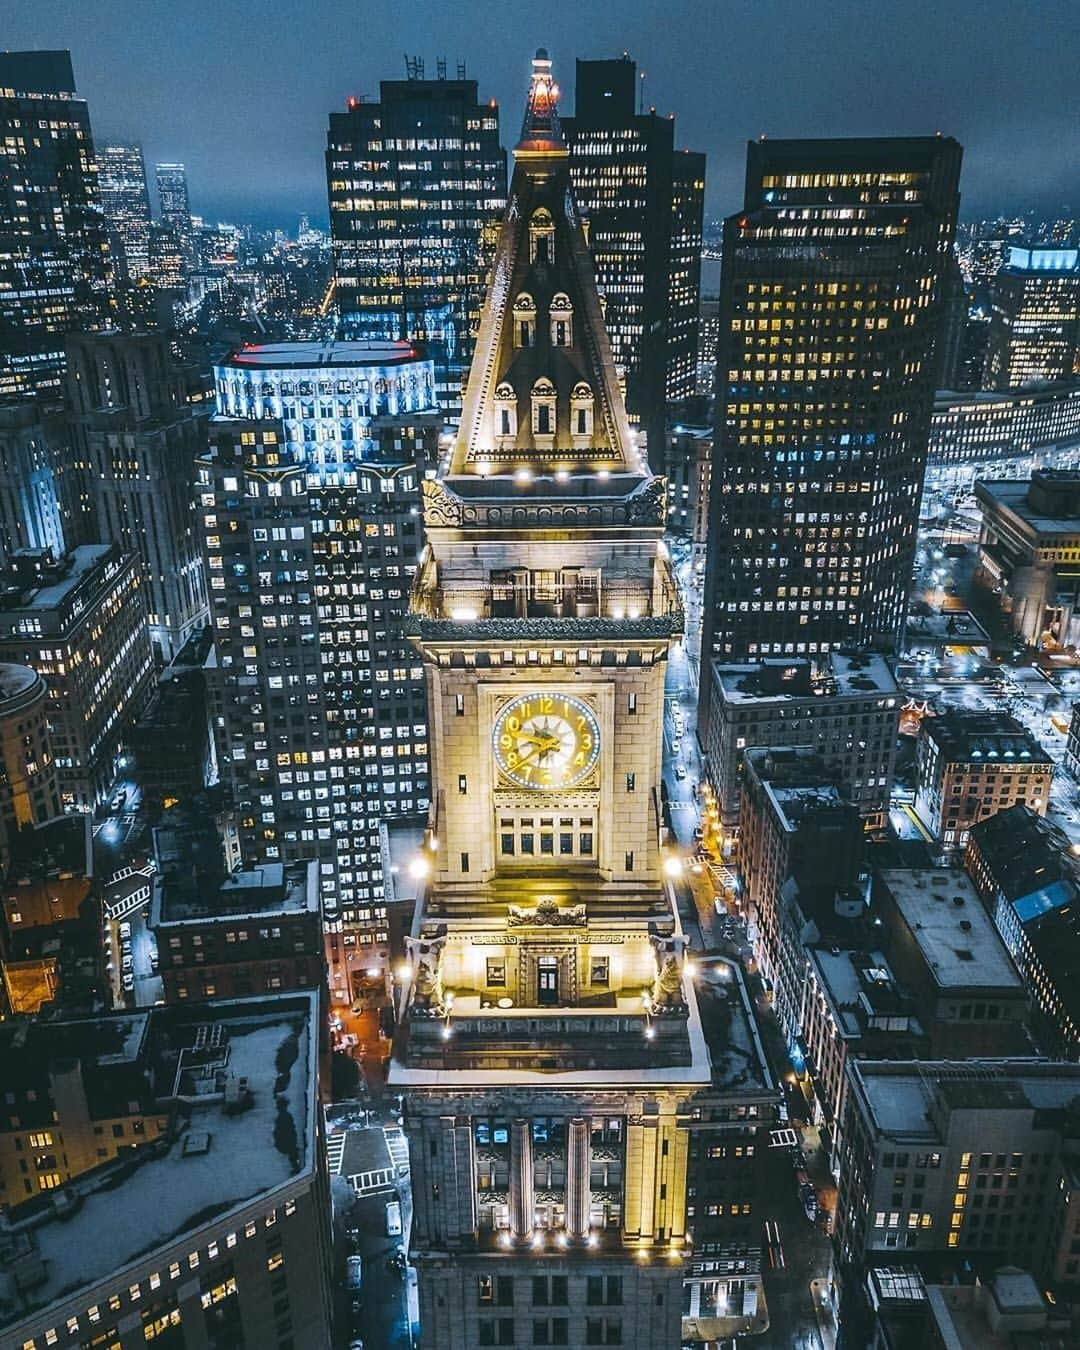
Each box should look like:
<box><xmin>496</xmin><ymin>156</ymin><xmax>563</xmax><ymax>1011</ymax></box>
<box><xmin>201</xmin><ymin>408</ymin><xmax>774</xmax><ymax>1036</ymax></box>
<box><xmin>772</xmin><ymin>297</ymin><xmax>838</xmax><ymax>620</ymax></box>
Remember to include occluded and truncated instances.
<box><xmin>493</xmin><ymin>693</ymin><xmax>601</xmax><ymax>790</ymax></box>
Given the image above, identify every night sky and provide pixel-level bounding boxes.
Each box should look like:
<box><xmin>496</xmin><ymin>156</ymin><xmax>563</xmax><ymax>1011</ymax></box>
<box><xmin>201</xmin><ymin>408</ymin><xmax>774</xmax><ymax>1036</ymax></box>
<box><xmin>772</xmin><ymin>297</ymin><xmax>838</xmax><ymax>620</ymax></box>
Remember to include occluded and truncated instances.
<box><xmin>8</xmin><ymin>0</ymin><xmax>1080</xmax><ymax>228</ymax></box>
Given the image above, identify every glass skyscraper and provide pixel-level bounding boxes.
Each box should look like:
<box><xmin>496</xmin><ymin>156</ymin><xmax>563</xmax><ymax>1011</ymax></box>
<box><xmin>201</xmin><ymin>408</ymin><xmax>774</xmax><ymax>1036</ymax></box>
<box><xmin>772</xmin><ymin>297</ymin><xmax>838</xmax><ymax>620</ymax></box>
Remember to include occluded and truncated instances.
<box><xmin>562</xmin><ymin>55</ymin><xmax>705</xmax><ymax>437</ymax></box>
<box><xmin>0</xmin><ymin>51</ymin><xmax>112</xmax><ymax>402</ymax></box>
<box><xmin>699</xmin><ymin>136</ymin><xmax>962</xmax><ymax>740</ymax></box>
<box><xmin>326</xmin><ymin>71</ymin><xmax>507</xmax><ymax>419</ymax></box>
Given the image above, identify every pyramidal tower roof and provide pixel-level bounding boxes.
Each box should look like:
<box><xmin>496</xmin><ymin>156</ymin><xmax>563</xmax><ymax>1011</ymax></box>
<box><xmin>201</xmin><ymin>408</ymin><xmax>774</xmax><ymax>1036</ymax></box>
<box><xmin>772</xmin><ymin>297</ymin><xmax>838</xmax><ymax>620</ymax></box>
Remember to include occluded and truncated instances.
<box><xmin>450</xmin><ymin>50</ymin><xmax>637</xmax><ymax>477</ymax></box>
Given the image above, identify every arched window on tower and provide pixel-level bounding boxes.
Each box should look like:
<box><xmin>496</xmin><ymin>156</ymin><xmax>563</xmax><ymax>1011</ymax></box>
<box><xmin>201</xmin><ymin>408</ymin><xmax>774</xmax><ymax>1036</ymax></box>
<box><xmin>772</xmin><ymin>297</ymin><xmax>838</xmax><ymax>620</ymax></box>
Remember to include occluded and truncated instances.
<box><xmin>570</xmin><ymin>382</ymin><xmax>595</xmax><ymax>448</ymax></box>
<box><xmin>529</xmin><ymin>208</ymin><xmax>555</xmax><ymax>265</ymax></box>
<box><xmin>494</xmin><ymin>382</ymin><xmax>518</xmax><ymax>444</ymax></box>
<box><xmin>531</xmin><ymin>378</ymin><xmax>557</xmax><ymax>447</ymax></box>
<box><xmin>513</xmin><ymin>293</ymin><xmax>537</xmax><ymax>348</ymax></box>
<box><xmin>549</xmin><ymin>293</ymin><xmax>573</xmax><ymax>348</ymax></box>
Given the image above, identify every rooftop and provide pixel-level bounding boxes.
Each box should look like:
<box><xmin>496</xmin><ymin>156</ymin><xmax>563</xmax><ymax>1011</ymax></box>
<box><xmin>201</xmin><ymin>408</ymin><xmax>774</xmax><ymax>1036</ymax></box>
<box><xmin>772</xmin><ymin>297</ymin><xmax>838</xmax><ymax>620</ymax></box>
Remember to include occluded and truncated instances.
<box><xmin>809</xmin><ymin>948</ymin><xmax>915</xmax><ymax>1038</ymax></box>
<box><xmin>224</xmin><ymin>339</ymin><xmax>426</xmax><ymax>369</ymax></box>
<box><xmin>922</xmin><ymin>710</ymin><xmax>1051</xmax><ymax>765</ymax></box>
<box><xmin>0</xmin><ymin>663</ymin><xmax>42</xmax><ymax>709</ymax></box>
<box><xmin>854</xmin><ymin>1059</ymin><xmax>1080</xmax><ymax>1138</ymax></box>
<box><xmin>975</xmin><ymin>476</ymin><xmax>1080</xmax><ymax>538</ymax></box>
<box><xmin>968</xmin><ymin>804</ymin><xmax>1079</xmax><ymax>917</ymax></box>
<box><xmin>713</xmin><ymin>650</ymin><xmax>898</xmax><ymax>706</ymax></box>
<box><xmin>876</xmin><ymin>869</ymin><xmax>1024</xmax><ymax>992</ymax></box>
<box><xmin>6</xmin><ymin>814</ymin><xmax>93</xmax><ymax>889</ymax></box>
<box><xmin>0</xmin><ymin>994</ymin><xmax>318</xmax><ymax>1335</ymax></box>
<box><xmin>0</xmin><ymin>545</ymin><xmax>119</xmax><ymax>617</ymax></box>
<box><xmin>153</xmin><ymin>859</ymin><xmax>317</xmax><ymax>925</ymax></box>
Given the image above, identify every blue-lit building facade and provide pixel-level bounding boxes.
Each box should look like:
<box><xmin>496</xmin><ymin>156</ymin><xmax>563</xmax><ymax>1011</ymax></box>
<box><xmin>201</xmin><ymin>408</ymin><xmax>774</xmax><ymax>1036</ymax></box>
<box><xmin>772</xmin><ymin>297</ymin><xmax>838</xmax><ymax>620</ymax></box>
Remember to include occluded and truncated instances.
<box><xmin>200</xmin><ymin>341</ymin><xmax>441</xmax><ymax>1003</ymax></box>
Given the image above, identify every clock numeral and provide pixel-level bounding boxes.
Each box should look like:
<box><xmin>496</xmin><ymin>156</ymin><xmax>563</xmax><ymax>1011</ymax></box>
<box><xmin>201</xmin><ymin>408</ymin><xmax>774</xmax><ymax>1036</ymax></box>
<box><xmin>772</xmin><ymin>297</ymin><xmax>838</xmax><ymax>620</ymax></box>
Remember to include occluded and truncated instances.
<box><xmin>581</xmin><ymin>734</ymin><xmax>592</xmax><ymax>750</ymax></box>
<box><xmin>574</xmin><ymin>751</ymin><xmax>586</xmax><ymax>767</ymax></box>
<box><xmin>500</xmin><ymin>734</ymin><xmax>512</xmax><ymax>750</ymax></box>
<box><xmin>507</xmin><ymin>716</ymin><xmax>520</xmax><ymax>732</ymax></box>
<box><xmin>576</xmin><ymin>716</ymin><xmax>587</xmax><ymax>730</ymax></box>
<box><xmin>540</xmin><ymin>696</ymin><xmax>553</xmax><ymax>713</ymax></box>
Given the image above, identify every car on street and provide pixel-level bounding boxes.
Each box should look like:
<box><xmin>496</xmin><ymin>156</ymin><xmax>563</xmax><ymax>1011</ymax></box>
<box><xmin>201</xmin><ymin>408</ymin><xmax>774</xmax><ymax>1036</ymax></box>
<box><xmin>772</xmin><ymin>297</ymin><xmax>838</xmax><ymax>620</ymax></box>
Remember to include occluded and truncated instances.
<box><xmin>674</xmin><ymin>764</ymin><xmax>686</xmax><ymax>780</ymax></box>
<box><xmin>345</xmin><ymin>1254</ymin><xmax>363</xmax><ymax>1290</ymax></box>
<box><xmin>122</xmin><ymin>972</ymin><xmax>134</xmax><ymax>993</ymax></box>
<box><xmin>110</xmin><ymin>791</ymin><xmax>126</xmax><ymax>812</ymax></box>
<box><xmin>121</xmin><ymin>954</ymin><xmax>133</xmax><ymax>972</ymax></box>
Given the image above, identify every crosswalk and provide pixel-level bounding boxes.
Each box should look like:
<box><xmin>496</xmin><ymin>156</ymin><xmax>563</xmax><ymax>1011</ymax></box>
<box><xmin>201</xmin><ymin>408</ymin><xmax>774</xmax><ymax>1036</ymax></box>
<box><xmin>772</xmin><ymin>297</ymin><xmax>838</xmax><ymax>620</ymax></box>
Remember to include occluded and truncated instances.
<box><xmin>384</xmin><ymin>1125</ymin><xmax>410</xmax><ymax>1176</ymax></box>
<box><xmin>326</xmin><ymin>1133</ymin><xmax>346</xmax><ymax>1175</ymax></box>
<box><xmin>348</xmin><ymin>1166</ymin><xmax>396</xmax><ymax>1196</ymax></box>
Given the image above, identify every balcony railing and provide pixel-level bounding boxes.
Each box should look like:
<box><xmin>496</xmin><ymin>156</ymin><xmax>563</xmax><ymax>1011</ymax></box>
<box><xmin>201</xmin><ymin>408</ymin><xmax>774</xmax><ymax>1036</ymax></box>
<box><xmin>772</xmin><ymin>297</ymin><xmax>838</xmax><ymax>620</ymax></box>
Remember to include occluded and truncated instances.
<box><xmin>406</xmin><ymin>563</ymin><xmax>684</xmax><ymax>641</ymax></box>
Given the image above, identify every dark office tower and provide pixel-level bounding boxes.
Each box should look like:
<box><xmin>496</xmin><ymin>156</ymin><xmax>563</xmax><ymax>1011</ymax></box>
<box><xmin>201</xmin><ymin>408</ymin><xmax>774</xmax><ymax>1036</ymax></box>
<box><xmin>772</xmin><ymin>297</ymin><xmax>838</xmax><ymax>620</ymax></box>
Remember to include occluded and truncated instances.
<box><xmin>66</xmin><ymin>331</ymin><xmax>209</xmax><ymax>661</ymax></box>
<box><xmin>155</xmin><ymin>161</ymin><xmax>191</xmax><ymax>240</ymax></box>
<box><xmin>199</xmin><ymin>341</ymin><xmax>440</xmax><ymax>998</ymax></box>
<box><xmin>326</xmin><ymin>70</ymin><xmax>507</xmax><ymax>419</ymax></box>
<box><xmin>97</xmin><ymin>142</ymin><xmax>152</xmax><ymax>284</ymax></box>
<box><xmin>562</xmin><ymin>55</ymin><xmax>705</xmax><ymax>438</ymax></box>
<box><xmin>698</xmin><ymin>136</ymin><xmax>961</xmax><ymax>732</ymax></box>
<box><xmin>0</xmin><ymin>51</ymin><xmax>112</xmax><ymax>403</ymax></box>
<box><xmin>984</xmin><ymin>245</ymin><xmax>1080</xmax><ymax>389</ymax></box>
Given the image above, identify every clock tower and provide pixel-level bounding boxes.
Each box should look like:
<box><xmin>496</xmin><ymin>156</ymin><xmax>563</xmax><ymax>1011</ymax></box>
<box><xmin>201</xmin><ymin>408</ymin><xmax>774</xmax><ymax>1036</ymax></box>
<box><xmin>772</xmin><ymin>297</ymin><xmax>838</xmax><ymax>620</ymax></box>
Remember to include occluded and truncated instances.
<box><xmin>391</xmin><ymin>51</ymin><xmax>710</xmax><ymax>1349</ymax></box>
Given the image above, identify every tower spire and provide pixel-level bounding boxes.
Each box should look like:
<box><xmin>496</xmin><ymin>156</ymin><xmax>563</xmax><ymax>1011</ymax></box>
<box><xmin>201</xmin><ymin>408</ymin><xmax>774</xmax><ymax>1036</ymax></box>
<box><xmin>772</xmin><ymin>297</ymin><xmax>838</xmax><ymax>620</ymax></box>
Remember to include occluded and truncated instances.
<box><xmin>517</xmin><ymin>47</ymin><xmax>565</xmax><ymax>156</ymax></box>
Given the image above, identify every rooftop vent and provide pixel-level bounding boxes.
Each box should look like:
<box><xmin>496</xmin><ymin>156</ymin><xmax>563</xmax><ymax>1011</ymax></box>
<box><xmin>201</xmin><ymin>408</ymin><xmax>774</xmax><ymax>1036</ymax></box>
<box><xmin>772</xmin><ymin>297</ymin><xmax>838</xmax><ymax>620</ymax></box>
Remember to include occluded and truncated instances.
<box><xmin>952</xmin><ymin>895</ymin><xmax>965</xmax><ymax>907</ymax></box>
<box><xmin>959</xmin><ymin>919</ymin><xmax>972</xmax><ymax>932</ymax></box>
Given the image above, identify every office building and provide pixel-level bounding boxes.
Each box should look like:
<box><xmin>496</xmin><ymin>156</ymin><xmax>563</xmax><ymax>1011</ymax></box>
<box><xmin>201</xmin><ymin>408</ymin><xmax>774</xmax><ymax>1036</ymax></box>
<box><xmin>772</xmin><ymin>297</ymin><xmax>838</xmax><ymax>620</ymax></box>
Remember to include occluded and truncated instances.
<box><xmin>129</xmin><ymin>627</ymin><xmax>216</xmax><ymax>810</ymax></box>
<box><xmin>200</xmin><ymin>340</ymin><xmax>440</xmax><ymax>1000</ymax></box>
<box><xmin>801</xmin><ymin>947</ymin><xmax>924</xmax><ymax>1147</ymax></box>
<box><xmin>0</xmin><ymin>51</ymin><xmax>112</xmax><ymax>402</ymax></box>
<box><xmin>0</xmin><ymin>404</ymin><xmax>73</xmax><ymax>563</ymax></box>
<box><xmin>562</xmin><ymin>55</ymin><xmax>705</xmax><ymax>433</ymax></box>
<box><xmin>865</xmin><ymin>1263</ymin><xmax>1070</xmax><ymax>1350</ymax></box>
<box><xmin>914</xmin><ymin>710</ymin><xmax>1053</xmax><ymax>851</ymax></box>
<box><xmin>663</xmin><ymin>420</ymin><xmax>712</xmax><ymax>546</ymax></box>
<box><xmin>66</xmin><ymin>330</ymin><xmax>209</xmax><ymax>660</ymax></box>
<box><xmin>150</xmin><ymin>843</ymin><xmax>323</xmax><ymax>1004</ymax></box>
<box><xmin>0</xmin><ymin>993</ymin><xmax>334</xmax><ymax>1350</ymax></box>
<box><xmin>737</xmin><ymin>746</ymin><xmax>870</xmax><ymax>1042</ymax></box>
<box><xmin>0</xmin><ymin>663</ymin><xmax>59</xmax><ymax>870</ymax></box>
<box><xmin>704</xmin><ymin>652</ymin><xmax>899</xmax><ymax>832</ymax></box>
<box><xmin>967</xmin><ymin>804</ymin><xmax>1080</xmax><ymax>1059</ymax></box>
<box><xmin>96</xmin><ymin>142</ymin><xmax>152</xmax><ymax>284</ymax></box>
<box><xmin>837</xmin><ymin>1058</ymin><xmax>1080</xmax><ymax>1285</ymax></box>
<box><xmin>0</xmin><ymin>1008</ymin><xmax>172</xmax><ymax>1205</ymax></box>
<box><xmin>974</xmin><ymin>471</ymin><xmax>1080</xmax><ymax>651</ymax></box>
<box><xmin>388</xmin><ymin>52</ymin><xmax>775</xmax><ymax>1348</ymax></box>
<box><xmin>928</xmin><ymin>382</ymin><xmax>1080</xmax><ymax>471</ymax></box>
<box><xmin>984</xmin><ymin>246</ymin><xmax>1080</xmax><ymax>389</ymax></box>
<box><xmin>327</xmin><ymin>68</ymin><xmax>507</xmax><ymax>417</ymax></box>
<box><xmin>698</xmin><ymin>136</ymin><xmax>962</xmax><ymax>734</ymax></box>
<box><xmin>873</xmin><ymin>868</ymin><xmax>1030</xmax><ymax>1056</ymax></box>
<box><xmin>0</xmin><ymin>545</ymin><xmax>154</xmax><ymax>809</ymax></box>
<box><xmin>154</xmin><ymin>161</ymin><xmax>192</xmax><ymax>258</ymax></box>
<box><xmin>1</xmin><ymin>814</ymin><xmax>99</xmax><ymax>1016</ymax></box>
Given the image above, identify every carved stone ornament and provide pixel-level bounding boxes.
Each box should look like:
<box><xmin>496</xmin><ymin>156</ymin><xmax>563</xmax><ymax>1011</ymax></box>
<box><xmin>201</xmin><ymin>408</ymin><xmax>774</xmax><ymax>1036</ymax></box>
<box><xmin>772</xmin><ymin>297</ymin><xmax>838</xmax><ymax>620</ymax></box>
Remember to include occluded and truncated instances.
<box><xmin>650</xmin><ymin>933</ymin><xmax>689</xmax><ymax>1009</ymax></box>
<box><xmin>421</xmin><ymin>478</ymin><xmax>463</xmax><ymax>527</ymax></box>
<box><xmin>507</xmin><ymin>894</ymin><xmax>587</xmax><ymax>928</ymax></box>
<box><xmin>628</xmin><ymin>475</ymin><xmax>668</xmax><ymax>524</ymax></box>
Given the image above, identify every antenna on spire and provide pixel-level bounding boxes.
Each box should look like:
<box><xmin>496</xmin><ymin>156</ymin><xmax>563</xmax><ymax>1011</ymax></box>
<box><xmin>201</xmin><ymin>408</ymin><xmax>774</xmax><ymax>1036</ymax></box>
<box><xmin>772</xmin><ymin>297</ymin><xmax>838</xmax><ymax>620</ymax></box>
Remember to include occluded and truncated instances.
<box><xmin>436</xmin><ymin>56</ymin><xmax>447</xmax><ymax>81</ymax></box>
<box><xmin>404</xmin><ymin>53</ymin><xmax>425</xmax><ymax>81</ymax></box>
<box><xmin>639</xmin><ymin>70</ymin><xmax>646</xmax><ymax>115</ymax></box>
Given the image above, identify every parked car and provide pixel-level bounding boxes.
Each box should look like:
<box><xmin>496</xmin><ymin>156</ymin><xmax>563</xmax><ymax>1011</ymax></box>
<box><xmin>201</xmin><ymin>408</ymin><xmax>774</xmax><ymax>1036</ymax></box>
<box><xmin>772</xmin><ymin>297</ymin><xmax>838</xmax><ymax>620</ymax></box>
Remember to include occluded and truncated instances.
<box><xmin>674</xmin><ymin>764</ymin><xmax>687</xmax><ymax>780</ymax></box>
<box><xmin>386</xmin><ymin>1198</ymin><xmax>402</xmax><ymax>1238</ymax></box>
<box><xmin>122</xmin><ymin>972</ymin><xmax>135</xmax><ymax>993</ymax></box>
<box><xmin>345</xmin><ymin>1254</ymin><xmax>363</xmax><ymax>1290</ymax></box>
<box><xmin>118</xmin><ymin>921</ymin><xmax>131</xmax><ymax>939</ymax></box>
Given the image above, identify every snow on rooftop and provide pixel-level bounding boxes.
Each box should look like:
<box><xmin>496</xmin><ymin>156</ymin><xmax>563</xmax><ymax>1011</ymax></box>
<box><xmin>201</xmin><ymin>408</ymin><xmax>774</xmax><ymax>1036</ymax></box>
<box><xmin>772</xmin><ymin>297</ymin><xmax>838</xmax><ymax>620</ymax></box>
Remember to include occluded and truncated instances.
<box><xmin>0</xmin><ymin>999</ymin><xmax>317</xmax><ymax>1331</ymax></box>
<box><xmin>878</xmin><ymin>869</ymin><xmax>1023</xmax><ymax>991</ymax></box>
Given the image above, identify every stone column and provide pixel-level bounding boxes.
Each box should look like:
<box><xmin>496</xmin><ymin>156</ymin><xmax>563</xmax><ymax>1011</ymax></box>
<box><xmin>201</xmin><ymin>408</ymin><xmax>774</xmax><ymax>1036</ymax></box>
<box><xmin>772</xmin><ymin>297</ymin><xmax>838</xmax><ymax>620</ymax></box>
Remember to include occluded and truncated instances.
<box><xmin>509</xmin><ymin>1117</ymin><xmax>534</xmax><ymax>1242</ymax></box>
<box><xmin>566</xmin><ymin>1116</ymin><xmax>590</xmax><ymax>1240</ymax></box>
